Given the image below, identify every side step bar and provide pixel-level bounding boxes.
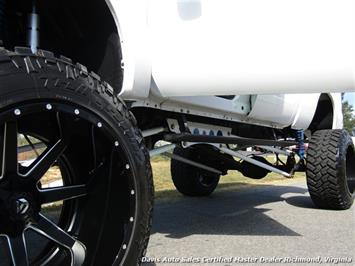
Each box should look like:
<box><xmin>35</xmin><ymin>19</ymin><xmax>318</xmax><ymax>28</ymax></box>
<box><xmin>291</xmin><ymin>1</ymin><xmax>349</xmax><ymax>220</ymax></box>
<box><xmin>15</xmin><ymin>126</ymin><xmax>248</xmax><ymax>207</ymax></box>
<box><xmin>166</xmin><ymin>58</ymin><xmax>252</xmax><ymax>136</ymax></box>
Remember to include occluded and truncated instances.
<box><xmin>164</xmin><ymin>133</ymin><xmax>298</xmax><ymax>147</ymax></box>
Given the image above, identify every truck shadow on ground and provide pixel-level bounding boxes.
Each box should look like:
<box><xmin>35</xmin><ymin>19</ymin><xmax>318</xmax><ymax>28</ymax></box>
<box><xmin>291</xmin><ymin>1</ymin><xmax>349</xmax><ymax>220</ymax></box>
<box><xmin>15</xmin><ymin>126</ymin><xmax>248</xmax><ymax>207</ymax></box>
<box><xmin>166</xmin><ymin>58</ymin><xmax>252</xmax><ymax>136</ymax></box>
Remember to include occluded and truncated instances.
<box><xmin>151</xmin><ymin>183</ymin><xmax>311</xmax><ymax>239</ymax></box>
<box><xmin>284</xmin><ymin>195</ymin><xmax>317</xmax><ymax>209</ymax></box>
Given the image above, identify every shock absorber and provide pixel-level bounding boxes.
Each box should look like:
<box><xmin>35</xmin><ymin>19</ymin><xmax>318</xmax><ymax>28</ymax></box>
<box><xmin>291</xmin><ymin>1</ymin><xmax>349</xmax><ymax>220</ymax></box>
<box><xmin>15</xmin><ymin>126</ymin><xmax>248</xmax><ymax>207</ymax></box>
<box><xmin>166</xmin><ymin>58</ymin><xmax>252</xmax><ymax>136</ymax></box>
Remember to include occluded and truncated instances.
<box><xmin>289</xmin><ymin>130</ymin><xmax>306</xmax><ymax>176</ymax></box>
<box><xmin>27</xmin><ymin>1</ymin><xmax>39</xmax><ymax>53</ymax></box>
<box><xmin>296</xmin><ymin>130</ymin><xmax>305</xmax><ymax>160</ymax></box>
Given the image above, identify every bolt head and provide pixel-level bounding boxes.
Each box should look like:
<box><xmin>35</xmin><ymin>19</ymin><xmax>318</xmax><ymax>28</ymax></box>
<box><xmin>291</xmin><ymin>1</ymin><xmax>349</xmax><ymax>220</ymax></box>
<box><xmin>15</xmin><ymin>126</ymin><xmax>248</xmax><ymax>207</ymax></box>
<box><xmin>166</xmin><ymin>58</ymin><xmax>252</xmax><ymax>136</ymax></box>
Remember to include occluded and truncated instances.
<box><xmin>14</xmin><ymin>109</ymin><xmax>21</xmax><ymax>116</ymax></box>
<box><xmin>129</xmin><ymin>217</ymin><xmax>134</xmax><ymax>222</ymax></box>
<box><xmin>46</xmin><ymin>104</ymin><xmax>52</xmax><ymax>110</ymax></box>
<box><xmin>122</xmin><ymin>244</ymin><xmax>127</xmax><ymax>250</ymax></box>
<box><xmin>97</xmin><ymin>122</ymin><xmax>102</xmax><ymax>128</ymax></box>
<box><xmin>125</xmin><ymin>164</ymin><xmax>130</xmax><ymax>170</ymax></box>
<box><xmin>131</xmin><ymin>190</ymin><xmax>135</xmax><ymax>195</ymax></box>
<box><xmin>74</xmin><ymin>109</ymin><xmax>80</xmax><ymax>115</ymax></box>
<box><xmin>114</xmin><ymin>141</ymin><xmax>119</xmax><ymax>147</ymax></box>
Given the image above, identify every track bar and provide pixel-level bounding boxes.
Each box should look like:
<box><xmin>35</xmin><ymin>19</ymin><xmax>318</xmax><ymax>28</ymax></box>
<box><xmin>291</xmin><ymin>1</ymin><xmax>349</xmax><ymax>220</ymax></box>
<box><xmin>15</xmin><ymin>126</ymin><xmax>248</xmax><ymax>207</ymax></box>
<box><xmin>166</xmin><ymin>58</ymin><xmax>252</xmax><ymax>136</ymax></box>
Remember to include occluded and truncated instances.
<box><xmin>149</xmin><ymin>144</ymin><xmax>222</xmax><ymax>175</ymax></box>
<box><xmin>257</xmin><ymin>145</ymin><xmax>292</xmax><ymax>156</ymax></box>
<box><xmin>163</xmin><ymin>153</ymin><xmax>223</xmax><ymax>175</ymax></box>
<box><xmin>219</xmin><ymin>147</ymin><xmax>292</xmax><ymax>177</ymax></box>
<box><xmin>164</xmin><ymin>133</ymin><xmax>298</xmax><ymax>147</ymax></box>
<box><xmin>142</xmin><ymin>127</ymin><xmax>166</xmax><ymax>138</ymax></box>
<box><xmin>149</xmin><ymin>144</ymin><xmax>176</xmax><ymax>157</ymax></box>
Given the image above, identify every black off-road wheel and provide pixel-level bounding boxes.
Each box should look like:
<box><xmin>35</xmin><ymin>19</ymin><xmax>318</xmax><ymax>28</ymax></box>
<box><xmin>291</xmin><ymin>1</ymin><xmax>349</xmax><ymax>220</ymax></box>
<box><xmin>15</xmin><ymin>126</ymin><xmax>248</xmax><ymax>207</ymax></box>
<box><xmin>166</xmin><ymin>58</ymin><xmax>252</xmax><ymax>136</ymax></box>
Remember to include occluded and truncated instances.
<box><xmin>171</xmin><ymin>147</ymin><xmax>220</xmax><ymax>197</ymax></box>
<box><xmin>0</xmin><ymin>47</ymin><xmax>154</xmax><ymax>265</ymax></box>
<box><xmin>306</xmin><ymin>129</ymin><xmax>355</xmax><ymax>210</ymax></box>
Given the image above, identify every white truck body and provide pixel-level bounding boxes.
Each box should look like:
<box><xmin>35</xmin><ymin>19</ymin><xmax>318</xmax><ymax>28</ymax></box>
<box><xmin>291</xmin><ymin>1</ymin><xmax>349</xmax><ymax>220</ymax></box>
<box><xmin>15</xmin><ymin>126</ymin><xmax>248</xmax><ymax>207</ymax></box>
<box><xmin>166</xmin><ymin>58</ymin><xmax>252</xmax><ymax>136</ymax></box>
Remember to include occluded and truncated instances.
<box><xmin>106</xmin><ymin>0</ymin><xmax>353</xmax><ymax>130</ymax></box>
<box><xmin>108</xmin><ymin>0</ymin><xmax>354</xmax><ymax>99</ymax></box>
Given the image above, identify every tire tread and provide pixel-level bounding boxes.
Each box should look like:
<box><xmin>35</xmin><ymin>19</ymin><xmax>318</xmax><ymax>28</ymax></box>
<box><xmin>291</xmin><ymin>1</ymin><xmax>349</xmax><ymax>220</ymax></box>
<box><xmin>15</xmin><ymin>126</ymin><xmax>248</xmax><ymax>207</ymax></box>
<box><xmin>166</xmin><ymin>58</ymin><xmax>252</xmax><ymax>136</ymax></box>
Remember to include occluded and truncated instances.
<box><xmin>306</xmin><ymin>129</ymin><xmax>353</xmax><ymax>210</ymax></box>
<box><xmin>0</xmin><ymin>46</ymin><xmax>154</xmax><ymax>265</ymax></box>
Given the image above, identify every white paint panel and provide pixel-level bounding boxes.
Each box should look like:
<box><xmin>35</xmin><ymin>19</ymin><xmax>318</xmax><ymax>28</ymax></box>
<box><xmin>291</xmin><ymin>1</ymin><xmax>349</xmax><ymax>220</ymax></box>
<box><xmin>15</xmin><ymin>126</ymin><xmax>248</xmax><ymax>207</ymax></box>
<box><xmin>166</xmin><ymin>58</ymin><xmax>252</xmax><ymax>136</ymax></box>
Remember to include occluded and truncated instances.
<box><xmin>149</xmin><ymin>0</ymin><xmax>355</xmax><ymax>97</ymax></box>
<box><xmin>330</xmin><ymin>93</ymin><xmax>344</xmax><ymax>129</ymax></box>
<box><xmin>248</xmin><ymin>94</ymin><xmax>301</xmax><ymax>127</ymax></box>
<box><xmin>291</xmin><ymin>93</ymin><xmax>320</xmax><ymax>129</ymax></box>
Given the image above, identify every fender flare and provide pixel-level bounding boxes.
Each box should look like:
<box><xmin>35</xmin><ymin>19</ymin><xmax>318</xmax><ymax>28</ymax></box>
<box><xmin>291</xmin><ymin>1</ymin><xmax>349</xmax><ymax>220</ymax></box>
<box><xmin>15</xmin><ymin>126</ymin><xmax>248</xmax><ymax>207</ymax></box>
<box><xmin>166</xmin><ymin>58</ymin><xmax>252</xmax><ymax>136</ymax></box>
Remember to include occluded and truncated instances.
<box><xmin>105</xmin><ymin>0</ymin><xmax>152</xmax><ymax>99</ymax></box>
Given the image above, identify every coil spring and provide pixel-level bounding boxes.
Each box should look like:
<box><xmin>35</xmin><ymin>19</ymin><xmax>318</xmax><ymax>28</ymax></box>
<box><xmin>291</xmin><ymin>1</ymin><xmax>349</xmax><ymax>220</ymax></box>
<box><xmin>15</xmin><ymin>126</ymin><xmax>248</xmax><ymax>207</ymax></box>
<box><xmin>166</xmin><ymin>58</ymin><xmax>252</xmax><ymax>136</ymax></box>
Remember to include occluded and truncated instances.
<box><xmin>296</xmin><ymin>130</ymin><xmax>305</xmax><ymax>159</ymax></box>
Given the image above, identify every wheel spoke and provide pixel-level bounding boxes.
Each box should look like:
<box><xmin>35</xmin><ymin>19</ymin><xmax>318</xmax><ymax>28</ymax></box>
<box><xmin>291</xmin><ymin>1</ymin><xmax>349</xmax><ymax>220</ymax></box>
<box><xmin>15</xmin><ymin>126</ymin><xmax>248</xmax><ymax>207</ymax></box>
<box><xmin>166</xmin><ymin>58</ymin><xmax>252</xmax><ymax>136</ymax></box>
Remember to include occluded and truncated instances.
<box><xmin>30</xmin><ymin>213</ymin><xmax>75</xmax><ymax>248</ymax></box>
<box><xmin>2</xmin><ymin>121</ymin><xmax>18</xmax><ymax>176</ymax></box>
<box><xmin>30</xmin><ymin>214</ymin><xmax>86</xmax><ymax>265</ymax></box>
<box><xmin>7</xmin><ymin>234</ymin><xmax>29</xmax><ymax>266</ymax></box>
<box><xmin>39</xmin><ymin>185</ymin><xmax>87</xmax><ymax>204</ymax></box>
<box><xmin>24</xmin><ymin>140</ymin><xmax>66</xmax><ymax>182</ymax></box>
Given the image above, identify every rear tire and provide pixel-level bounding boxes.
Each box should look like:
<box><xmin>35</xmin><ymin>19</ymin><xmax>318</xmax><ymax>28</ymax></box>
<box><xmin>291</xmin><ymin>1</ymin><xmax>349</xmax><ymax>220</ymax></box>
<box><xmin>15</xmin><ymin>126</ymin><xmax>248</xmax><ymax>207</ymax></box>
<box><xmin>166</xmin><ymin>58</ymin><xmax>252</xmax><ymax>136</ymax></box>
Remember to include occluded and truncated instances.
<box><xmin>0</xmin><ymin>47</ymin><xmax>154</xmax><ymax>265</ymax></box>
<box><xmin>171</xmin><ymin>147</ymin><xmax>220</xmax><ymax>197</ymax></box>
<box><xmin>306</xmin><ymin>129</ymin><xmax>355</xmax><ymax>210</ymax></box>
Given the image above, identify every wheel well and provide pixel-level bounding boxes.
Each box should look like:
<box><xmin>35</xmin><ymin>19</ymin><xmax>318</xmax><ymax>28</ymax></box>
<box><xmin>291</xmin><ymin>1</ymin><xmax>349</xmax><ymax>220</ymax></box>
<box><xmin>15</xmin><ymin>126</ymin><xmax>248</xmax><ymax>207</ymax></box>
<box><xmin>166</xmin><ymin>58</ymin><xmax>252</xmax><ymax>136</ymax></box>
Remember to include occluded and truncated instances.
<box><xmin>309</xmin><ymin>93</ymin><xmax>334</xmax><ymax>131</ymax></box>
<box><xmin>0</xmin><ymin>0</ymin><xmax>123</xmax><ymax>94</ymax></box>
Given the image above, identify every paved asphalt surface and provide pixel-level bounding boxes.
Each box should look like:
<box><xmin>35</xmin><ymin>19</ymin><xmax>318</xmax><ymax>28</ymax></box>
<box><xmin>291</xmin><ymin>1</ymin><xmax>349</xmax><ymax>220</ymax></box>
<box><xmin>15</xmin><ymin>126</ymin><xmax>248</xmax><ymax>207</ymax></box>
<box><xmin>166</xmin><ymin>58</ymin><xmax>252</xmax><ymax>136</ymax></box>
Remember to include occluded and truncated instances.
<box><xmin>143</xmin><ymin>180</ymin><xmax>355</xmax><ymax>266</ymax></box>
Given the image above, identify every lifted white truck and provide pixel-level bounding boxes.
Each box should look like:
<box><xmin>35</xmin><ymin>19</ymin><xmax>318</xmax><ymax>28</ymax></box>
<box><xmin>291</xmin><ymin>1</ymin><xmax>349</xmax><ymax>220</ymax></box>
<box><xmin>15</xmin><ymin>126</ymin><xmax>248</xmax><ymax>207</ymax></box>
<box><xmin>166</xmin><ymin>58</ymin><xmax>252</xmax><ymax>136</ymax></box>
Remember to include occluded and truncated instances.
<box><xmin>0</xmin><ymin>0</ymin><xmax>354</xmax><ymax>265</ymax></box>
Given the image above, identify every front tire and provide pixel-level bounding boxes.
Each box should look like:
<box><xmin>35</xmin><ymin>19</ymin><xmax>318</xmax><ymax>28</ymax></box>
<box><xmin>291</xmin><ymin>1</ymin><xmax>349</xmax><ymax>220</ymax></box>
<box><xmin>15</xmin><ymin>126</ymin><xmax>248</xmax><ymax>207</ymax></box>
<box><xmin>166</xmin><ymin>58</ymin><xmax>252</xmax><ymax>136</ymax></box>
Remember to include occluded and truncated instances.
<box><xmin>0</xmin><ymin>47</ymin><xmax>154</xmax><ymax>265</ymax></box>
<box><xmin>306</xmin><ymin>129</ymin><xmax>355</xmax><ymax>210</ymax></box>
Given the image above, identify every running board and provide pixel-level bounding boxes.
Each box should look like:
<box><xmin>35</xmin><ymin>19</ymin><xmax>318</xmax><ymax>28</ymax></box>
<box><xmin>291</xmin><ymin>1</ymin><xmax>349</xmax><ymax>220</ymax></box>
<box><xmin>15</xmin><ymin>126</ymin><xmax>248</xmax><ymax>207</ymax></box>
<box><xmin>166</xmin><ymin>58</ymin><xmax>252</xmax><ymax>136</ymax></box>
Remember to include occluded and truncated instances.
<box><xmin>164</xmin><ymin>133</ymin><xmax>298</xmax><ymax>147</ymax></box>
